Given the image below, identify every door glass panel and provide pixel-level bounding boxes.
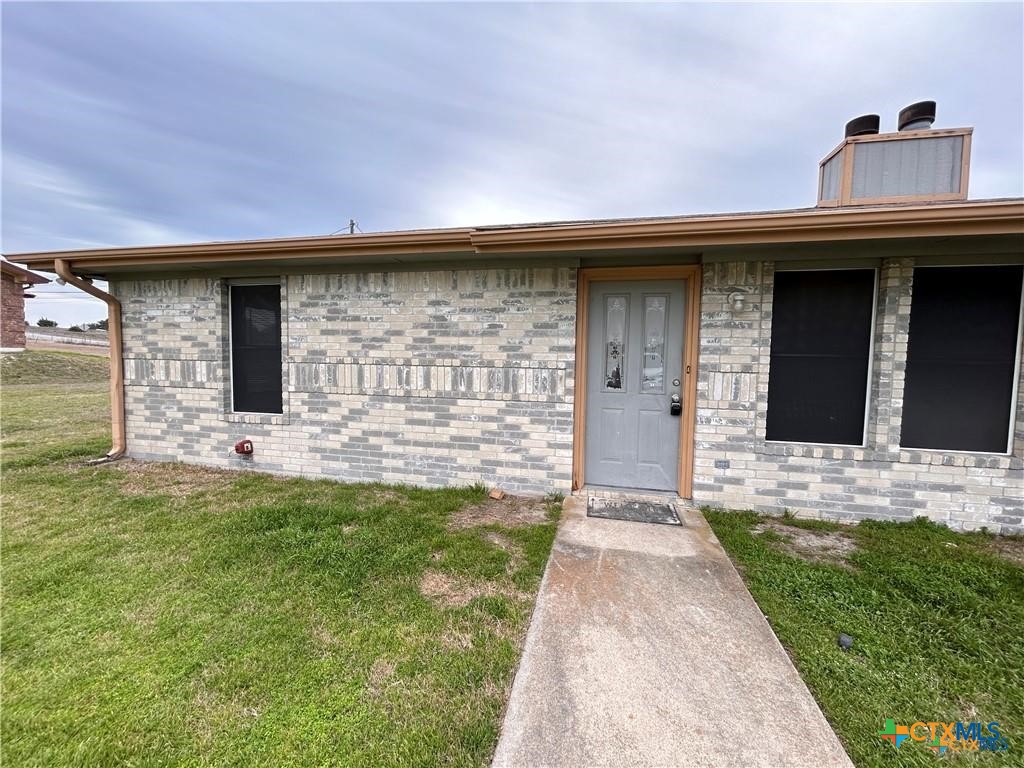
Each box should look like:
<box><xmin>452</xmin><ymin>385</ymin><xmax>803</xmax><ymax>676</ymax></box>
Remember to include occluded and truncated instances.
<box><xmin>604</xmin><ymin>295</ymin><xmax>628</xmax><ymax>391</ymax></box>
<box><xmin>641</xmin><ymin>295</ymin><xmax>667</xmax><ymax>393</ymax></box>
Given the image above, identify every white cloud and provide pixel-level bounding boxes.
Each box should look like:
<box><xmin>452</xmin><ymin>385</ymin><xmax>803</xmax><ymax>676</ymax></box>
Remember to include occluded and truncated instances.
<box><xmin>409</xmin><ymin>3</ymin><xmax>1023</xmax><ymax>222</ymax></box>
<box><xmin>2</xmin><ymin>154</ymin><xmax>209</xmax><ymax>251</ymax></box>
<box><xmin>2</xmin><ymin>0</ymin><xmax>1020</xmax><ymax>262</ymax></box>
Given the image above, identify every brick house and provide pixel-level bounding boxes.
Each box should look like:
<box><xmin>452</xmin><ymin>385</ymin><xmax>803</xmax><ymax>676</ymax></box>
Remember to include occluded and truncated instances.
<box><xmin>10</xmin><ymin>104</ymin><xmax>1024</xmax><ymax>531</ymax></box>
<box><xmin>1</xmin><ymin>259</ymin><xmax>48</xmax><ymax>352</ymax></box>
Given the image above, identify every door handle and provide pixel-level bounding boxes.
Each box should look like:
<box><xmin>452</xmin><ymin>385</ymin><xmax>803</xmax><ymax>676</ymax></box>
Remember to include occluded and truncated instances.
<box><xmin>670</xmin><ymin>393</ymin><xmax>682</xmax><ymax>416</ymax></box>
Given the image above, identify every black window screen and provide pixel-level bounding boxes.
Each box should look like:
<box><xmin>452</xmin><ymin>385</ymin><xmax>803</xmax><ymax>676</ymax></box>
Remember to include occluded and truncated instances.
<box><xmin>230</xmin><ymin>284</ymin><xmax>282</xmax><ymax>414</ymax></box>
<box><xmin>766</xmin><ymin>269</ymin><xmax>876</xmax><ymax>444</ymax></box>
<box><xmin>901</xmin><ymin>265</ymin><xmax>1023</xmax><ymax>452</ymax></box>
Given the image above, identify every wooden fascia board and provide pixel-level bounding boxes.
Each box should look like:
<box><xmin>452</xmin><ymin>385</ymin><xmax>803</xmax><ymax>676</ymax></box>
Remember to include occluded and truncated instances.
<box><xmin>8</xmin><ymin>201</ymin><xmax>1023</xmax><ymax>272</ymax></box>
<box><xmin>51</xmin><ymin>245</ymin><xmax>474</xmax><ymax>272</ymax></box>
<box><xmin>12</xmin><ymin>230</ymin><xmax>476</xmax><ymax>272</ymax></box>
<box><xmin>470</xmin><ymin>202</ymin><xmax>1024</xmax><ymax>253</ymax></box>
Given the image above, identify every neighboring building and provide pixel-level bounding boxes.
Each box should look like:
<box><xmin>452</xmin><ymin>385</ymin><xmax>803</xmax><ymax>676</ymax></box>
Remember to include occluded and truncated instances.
<box><xmin>10</xmin><ymin>103</ymin><xmax>1024</xmax><ymax>531</ymax></box>
<box><xmin>1</xmin><ymin>260</ymin><xmax>48</xmax><ymax>352</ymax></box>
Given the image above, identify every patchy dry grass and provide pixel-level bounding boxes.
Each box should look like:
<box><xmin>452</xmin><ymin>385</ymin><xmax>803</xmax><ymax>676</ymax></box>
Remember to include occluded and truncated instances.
<box><xmin>1</xmin><ymin>352</ymin><xmax>560</xmax><ymax>767</ymax></box>
<box><xmin>481</xmin><ymin>531</ymin><xmax>526</xmax><ymax>573</ymax></box>
<box><xmin>987</xmin><ymin>535</ymin><xmax>1024</xmax><ymax>567</ymax></box>
<box><xmin>418</xmin><ymin>569</ymin><xmax>530</xmax><ymax>609</ymax></box>
<box><xmin>752</xmin><ymin>517</ymin><xmax>858</xmax><ymax>566</ymax></box>
<box><xmin>448</xmin><ymin>495</ymin><xmax>555</xmax><ymax>530</ymax></box>
<box><xmin>111</xmin><ymin>459</ymin><xmax>240</xmax><ymax>497</ymax></box>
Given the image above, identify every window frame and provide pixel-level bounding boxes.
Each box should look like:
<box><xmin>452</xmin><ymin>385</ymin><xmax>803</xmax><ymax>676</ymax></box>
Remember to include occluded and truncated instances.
<box><xmin>764</xmin><ymin>265</ymin><xmax>879</xmax><ymax>449</ymax></box>
<box><xmin>227</xmin><ymin>277</ymin><xmax>284</xmax><ymax>415</ymax></box>
<box><xmin>898</xmin><ymin>263</ymin><xmax>1024</xmax><ymax>457</ymax></box>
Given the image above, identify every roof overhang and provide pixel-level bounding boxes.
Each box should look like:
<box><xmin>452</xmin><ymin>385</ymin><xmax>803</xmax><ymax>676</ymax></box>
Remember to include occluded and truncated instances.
<box><xmin>0</xmin><ymin>259</ymin><xmax>50</xmax><ymax>284</ymax></box>
<box><xmin>6</xmin><ymin>199</ymin><xmax>1023</xmax><ymax>278</ymax></box>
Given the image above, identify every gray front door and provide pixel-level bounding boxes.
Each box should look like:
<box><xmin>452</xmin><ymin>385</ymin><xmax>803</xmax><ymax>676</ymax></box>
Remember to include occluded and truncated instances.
<box><xmin>584</xmin><ymin>280</ymin><xmax>686</xmax><ymax>491</ymax></box>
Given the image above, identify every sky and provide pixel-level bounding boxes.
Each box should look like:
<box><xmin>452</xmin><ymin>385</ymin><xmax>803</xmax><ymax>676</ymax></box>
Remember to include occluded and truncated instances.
<box><xmin>2</xmin><ymin>1</ymin><xmax>1022</xmax><ymax>325</ymax></box>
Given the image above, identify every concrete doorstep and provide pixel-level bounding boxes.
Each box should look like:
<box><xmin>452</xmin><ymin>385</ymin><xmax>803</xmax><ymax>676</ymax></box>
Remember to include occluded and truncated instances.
<box><xmin>492</xmin><ymin>496</ymin><xmax>853</xmax><ymax>768</ymax></box>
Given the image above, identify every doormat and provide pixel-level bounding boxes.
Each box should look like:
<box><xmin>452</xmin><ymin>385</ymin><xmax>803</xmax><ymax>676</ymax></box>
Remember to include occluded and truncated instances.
<box><xmin>586</xmin><ymin>497</ymin><xmax>682</xmax><ymax>526</ymax></box>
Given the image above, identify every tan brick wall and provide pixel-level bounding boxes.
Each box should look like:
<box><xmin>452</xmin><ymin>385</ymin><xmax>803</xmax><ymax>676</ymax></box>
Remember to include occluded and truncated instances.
<box><xmin>694</xmin><ymin>258</ymin><xmax>1024</xmax><ymax>534</ymax></box>
<box><xmin>112</xmin><ymin>259</ymin><xmax>1023</xmax><ymax>530</ymax></box>
<box><xmin>113</xmin><ymin>268</ymin><xmax>576</xmax><ymax>495</ymax></box>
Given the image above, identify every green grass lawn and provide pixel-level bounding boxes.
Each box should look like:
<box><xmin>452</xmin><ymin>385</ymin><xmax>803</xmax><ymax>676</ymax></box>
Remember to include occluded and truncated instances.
<box><xmin>2</xmin><ymin>350</ymin><xmax>113</xmax><ymax>466</ymax></box>
<box><xmin>1</xmin><ymin>352</ymin><xmax>559</xmax><ymax>767</ymax></box>
<box><xmin>8</xmin><ymin>350</ymin><xmax>1023</xmax><ymax>767</ymax></box>
<box><xmin>705</xmin><ymin>511</ymin><xmax>1024</xmax><ymax>767</ymax></box>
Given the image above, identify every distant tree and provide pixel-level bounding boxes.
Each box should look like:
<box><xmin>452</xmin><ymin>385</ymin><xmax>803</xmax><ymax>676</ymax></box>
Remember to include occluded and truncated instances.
<box><xmin>67</xmin><ymin>325</ymin><xmax>84</xmax><ymax>332</ymax></box>
<box><xmin>87</xmin><ymin>319</ymin><xmax>108</xmax><ymax>331</ymax></box>
<box><xmin>36</xmin><ymin>318</ymin><xmax>57</xmax><ymax>327</ymax></box>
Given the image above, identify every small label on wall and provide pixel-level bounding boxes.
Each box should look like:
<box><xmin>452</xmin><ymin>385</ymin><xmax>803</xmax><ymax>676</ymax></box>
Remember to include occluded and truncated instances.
<box><xmin>715</xmin><ymin>459</ymin><xmax>730</xmax><ymax>470</ymax></box>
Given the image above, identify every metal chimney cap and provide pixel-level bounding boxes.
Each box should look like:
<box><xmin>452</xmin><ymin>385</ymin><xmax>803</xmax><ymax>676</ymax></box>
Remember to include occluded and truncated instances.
<box><xmin>845</xmin><ymin>114</ymin><xmax>880</xmax><ymax>138</ymax></box>
<box><xmin>898</xmin><ymin>100</ymin><xmax>937</xmax><ymax>131</ymax></box>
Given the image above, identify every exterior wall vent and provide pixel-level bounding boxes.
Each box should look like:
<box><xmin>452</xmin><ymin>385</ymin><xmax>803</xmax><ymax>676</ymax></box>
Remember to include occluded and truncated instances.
<box><xmin>818</xmin><ymin>101</ymin><xmax>970</xmax><ymax>207</ymax></box>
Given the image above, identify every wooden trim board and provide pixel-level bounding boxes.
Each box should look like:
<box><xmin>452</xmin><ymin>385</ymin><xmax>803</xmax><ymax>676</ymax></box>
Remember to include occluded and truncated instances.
<box><xmin>572</xmin><ymin>265</ymin><xmax>702</xmax><ymax>498</ymax></box>
<box><xmin>12</xmin><ymin>197</ymin><xmax>1020</xmax><ymax>276</ymax></box>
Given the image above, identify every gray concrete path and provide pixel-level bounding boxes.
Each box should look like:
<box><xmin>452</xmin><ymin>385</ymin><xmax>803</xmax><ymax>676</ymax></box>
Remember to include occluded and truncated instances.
<box><xmin>493</xmin><ymin>496</ymin><xmax>853</xmax><ymax>768</ymax></box>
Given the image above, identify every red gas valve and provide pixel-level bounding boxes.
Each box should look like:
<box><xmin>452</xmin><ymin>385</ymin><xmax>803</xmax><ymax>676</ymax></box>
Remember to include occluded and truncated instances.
<box><xmin>234</xmin><ymin>439</ymin><xmax>254</xmax><ymax>455</ymax></box>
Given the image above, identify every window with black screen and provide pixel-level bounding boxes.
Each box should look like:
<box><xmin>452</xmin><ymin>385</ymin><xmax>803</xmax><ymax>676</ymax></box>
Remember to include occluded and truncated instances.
<box><xmin>230</xmin><ymin>284</ymin><xmax>283</xmax><ymax>414</ymax></box>
<box><xmin>900</xmin><ymin>265</ymin><xmax>1023</xmax><ymax>453</ymax></box>
<box><xmin>766</xmin><ymin>269</ymin><xmax>876</xmax><ymax>445</ymax></box>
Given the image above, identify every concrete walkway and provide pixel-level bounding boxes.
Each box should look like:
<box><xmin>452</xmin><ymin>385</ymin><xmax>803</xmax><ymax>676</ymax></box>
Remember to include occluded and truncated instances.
<box><xmin>493</xmin><ymin>496</ymin><xmax>853</xmax><ymax>768</ymax></box>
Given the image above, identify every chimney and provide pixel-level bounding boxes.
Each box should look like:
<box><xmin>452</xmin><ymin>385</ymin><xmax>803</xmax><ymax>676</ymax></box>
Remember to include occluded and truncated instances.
<box><xmin>818</xmin><ymin>101</ymin><xmax>971</xmax><ymax>207</ymax></box>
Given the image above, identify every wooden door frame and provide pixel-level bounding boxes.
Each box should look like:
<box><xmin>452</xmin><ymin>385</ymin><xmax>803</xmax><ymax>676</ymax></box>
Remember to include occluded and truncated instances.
<box><xmin>572</xmin><ymin>265</ymin><xmax>702</xmax><ymax>497</ymax></box>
